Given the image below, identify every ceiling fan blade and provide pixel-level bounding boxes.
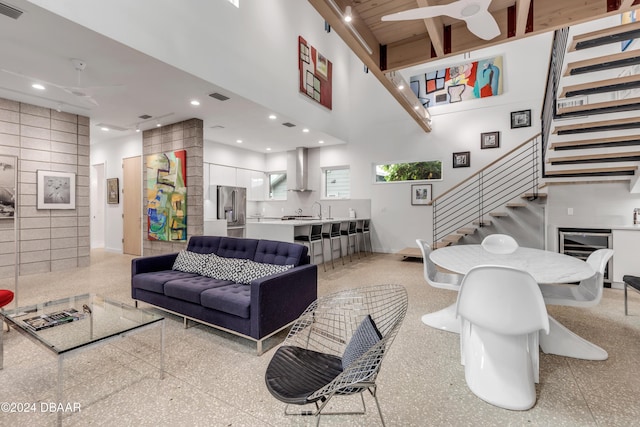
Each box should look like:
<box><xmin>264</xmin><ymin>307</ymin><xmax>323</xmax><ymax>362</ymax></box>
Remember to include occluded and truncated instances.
<box><xmin>463</xmin><ymin>10</ymin><xmax>500</xmax><ymax>40</ymax></box>
<box><xmin>0</xmin><ymin>68</ymin><xmax>68</xmax><ymax>90</ymax></box>
<box><xmin>381</xmin><ymin>4</ymin><xmax>449</xmax><ymax>21</ymax></box>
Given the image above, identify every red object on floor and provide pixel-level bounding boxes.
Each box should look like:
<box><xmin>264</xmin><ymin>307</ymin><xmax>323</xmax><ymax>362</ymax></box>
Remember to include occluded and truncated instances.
<box><xmin>0</xmin><ymin>289</ymin><xmax>14</xmax><ymax>308</ymax></box>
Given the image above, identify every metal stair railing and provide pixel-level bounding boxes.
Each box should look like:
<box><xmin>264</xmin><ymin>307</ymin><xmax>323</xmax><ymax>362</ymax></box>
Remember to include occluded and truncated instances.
<box><xmin>541</xmin><ymin>27</ymin><xmax>570</xmax><ymax>177</ymax></box>
<box><xmin>431</xmin><ymin>134</ymin><xmax>541</xmax><ymax>246</ymax></box>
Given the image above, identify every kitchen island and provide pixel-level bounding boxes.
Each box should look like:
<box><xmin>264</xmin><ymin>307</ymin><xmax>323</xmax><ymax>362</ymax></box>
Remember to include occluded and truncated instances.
<box><xmin>246</xmin><ymin>217</ymin><xmax>368</xmax><ymax>243</ymax></box>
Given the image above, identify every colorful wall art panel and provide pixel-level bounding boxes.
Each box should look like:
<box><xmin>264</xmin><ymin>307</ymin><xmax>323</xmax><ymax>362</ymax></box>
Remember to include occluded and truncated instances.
<box><xmin>146</xmin><ymin>150</ymin><xmax>187</xmax><ymax>242</ymax></box>
<box><xmin>299</xmin><ymin>35</ymin><xmax>333</xmax><ymax>110</ymax></box>
<box><xmin>0</xmin><ymin>155</ymin><xmax>16</xmax><ymax>218</ymax></box>
<box><xmin>409</xmin><ymin>56</ymin><xmax>503</xmax><ymax>108</ymax></box>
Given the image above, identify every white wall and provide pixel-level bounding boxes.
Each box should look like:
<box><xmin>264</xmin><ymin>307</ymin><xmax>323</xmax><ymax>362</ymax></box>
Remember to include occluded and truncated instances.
<box><xmin>90</xmin><ymin>134</ymin><xmax>142</xmax><ymax>252</ymax></box>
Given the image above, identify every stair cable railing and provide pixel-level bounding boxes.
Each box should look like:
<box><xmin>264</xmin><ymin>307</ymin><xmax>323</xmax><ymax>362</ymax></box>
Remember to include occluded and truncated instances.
<box><xmin>431</xmin><ymin>134</ymin><xmax>541</xmax><ymax>247</ymax></box>
<box><xmin>541</xmin><ymin>27</ymin><xmax>570</xmax><ymax>177</ymax></box>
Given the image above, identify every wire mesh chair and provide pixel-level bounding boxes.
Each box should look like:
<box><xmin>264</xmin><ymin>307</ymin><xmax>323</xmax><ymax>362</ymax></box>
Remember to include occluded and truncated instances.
<box><xmin>265</xmin><ymin>284</ymin><xmax>408</xmax><ymax>426</ymax></box>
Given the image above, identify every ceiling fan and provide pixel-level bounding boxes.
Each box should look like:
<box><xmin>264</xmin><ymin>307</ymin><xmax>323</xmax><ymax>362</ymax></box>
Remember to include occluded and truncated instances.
<box><xmin>1</xmin><ymin>59</ymin><xmax>119</xmax><ymax>107</ymax></box>
<box><xmin>381</xmin><ymin>0</ymin><xmax>500</xmax><ymax>41</ymax></box>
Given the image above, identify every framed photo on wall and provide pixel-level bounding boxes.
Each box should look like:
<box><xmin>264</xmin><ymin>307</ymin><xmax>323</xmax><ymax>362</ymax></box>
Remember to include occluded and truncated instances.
<box><xmin>0</xmin><ymin>155</ymin><xmax>17</xmax><ymax>219</ymax></box>
<box><xmin>107</xmin><ymin>178</ymin><xmax>119</xmax><ymax>204</ymax></box>
<box><xmin>510</xmin><ymin>109</ymin><xmax>531</xmax><ymax>128</ymax></box>
<box><xmin>411</xmin><ymin>184</ymin><xmax>432</xmax><ymax>205</ymax></box>
<box><xmin>36</xmin><ymin>170</ymin><xmax>76</xmax><ymax>210</ymax></box>
<box><xmin>480</xmin><ymin>131</ymin><xmax>500</xmax><ymax>149</ymax></box>
<box><xmin>453</xmin><ymin>151</ymin><xmax>470</xmax><ymax>168</ymax></box>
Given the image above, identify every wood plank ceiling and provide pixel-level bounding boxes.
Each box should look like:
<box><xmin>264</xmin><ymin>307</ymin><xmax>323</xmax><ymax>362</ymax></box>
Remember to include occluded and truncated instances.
<box><xmin>308</xmin><ymin>0</ymin><xmax>640</xmax><ymax>131</ymax></box>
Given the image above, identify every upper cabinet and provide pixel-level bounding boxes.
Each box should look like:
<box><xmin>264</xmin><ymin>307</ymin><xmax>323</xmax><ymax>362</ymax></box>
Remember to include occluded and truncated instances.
<box><xmin>210</xmin><ymin>164</ymin><xmax>237</xmax><ymax>187</ymax></box>
<box><xmin>249</xmin><ymin>170</ymin><xmax>265</xmax><ymax>201</ymax></box>
<box><xmin>209</xmin><ymin>163</ymin><xmax>265</xmax><ymax>201</ymax></box>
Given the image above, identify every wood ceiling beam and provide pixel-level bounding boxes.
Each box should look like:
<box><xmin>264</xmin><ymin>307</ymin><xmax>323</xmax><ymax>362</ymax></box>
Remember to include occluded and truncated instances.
<box><xmin>307</xmin><ymin>0</ymin><xmax>431</xmax><ymax>132</ymax></box>
<box><xmin>416</xmin><ymin>0</ymin><xmax>445</xmax><ymax>57</ymax></box>
<box><xmin>516</xmin><ymin>0</ymin><xmax>533</xmax><ymax>37</ymax></box>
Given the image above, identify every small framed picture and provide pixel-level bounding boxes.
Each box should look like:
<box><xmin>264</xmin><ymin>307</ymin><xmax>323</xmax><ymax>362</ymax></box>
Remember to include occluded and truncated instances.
<box><xmin>511</xmin><ymin>109</ymin><xmax>531</xmax><ymax>128</ymax></box>
<box><xmin>453</xmin><ymin>151</ymin><xmax>470</xmax><ymax>168</ymax></box>
<box><xmin>411</xmin><ymin>184</ymin><xmax>432</xmax><ymax>206</ymax></box>
<box><xmin>481</xmin><ymin>131</ymin><xmax>500</xmax><ymax>149</ymax></box>
<box><xmin>36</xmin><ymin>170</ymin><xmax>75</xmax><ymax>210</ymax></box>
<box><xmin>107</xmin><ymin>178</ymin><xmax>119</xmax><ymax>204</ymax></box>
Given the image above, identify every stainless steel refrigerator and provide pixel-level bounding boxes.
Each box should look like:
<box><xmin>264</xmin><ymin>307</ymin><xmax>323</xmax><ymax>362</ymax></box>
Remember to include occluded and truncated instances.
<box><xmin>217</xmin><ymin>185</ymin><xmax>246</xmax><ymax>237</ymax></box>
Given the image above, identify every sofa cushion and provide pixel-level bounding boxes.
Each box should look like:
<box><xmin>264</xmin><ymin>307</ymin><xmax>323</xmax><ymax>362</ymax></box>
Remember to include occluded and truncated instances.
<box><xmin>164</xmin><ymin>275</ymin><xmax>234</xmax><ymax>304</ymax></box>
<box><xmin>172</xmin><ymin>250</ymin><xmax>209</xmax><ymax>274</ymax></box>
<box><xmin>254</xmin><ymin>239</ymin><xmax>308</xmax><ymax>266</ymax></box>
<box><xmin>236</xmin><ymin>259</ymin><xmax>294</xmax><ymax>285</ymax></box>
<box><xmin>217</xmin><ymin>237</ymin><xmax>259</xmax><ymax>260</ymax></box>
<box><xmin>200</xmin><ymin>283</ymin><xmax>251</xmax><ymax>318</ymax></box>
<box><xmin>132</xmin><ymin>270</ymin><xmax>199</xmax><ymax>294</ymax></box>
<box><xmin>187</xmin><ymin>235</ymin><xmax>222</xmax><ymax>254</ymax></box>
<box><xmin>201</xmin><ymin>254</ymin><xmax>247</xmax><ymax>282</ymax></box>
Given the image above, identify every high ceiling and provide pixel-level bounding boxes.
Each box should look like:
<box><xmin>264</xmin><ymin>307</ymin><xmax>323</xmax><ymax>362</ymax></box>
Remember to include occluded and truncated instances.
<box><xmin>0</xmin><ymin>0</ymin><xmax>344</xmax><ymax>152</ymax></box>
<box><xmin>309</xmin><ymin>0</ymin><xmax>640</xmax><ymax>130</ymax></box>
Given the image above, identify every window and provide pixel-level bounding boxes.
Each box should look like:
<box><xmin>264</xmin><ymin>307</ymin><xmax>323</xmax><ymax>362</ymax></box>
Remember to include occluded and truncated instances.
<box><xmin>375</xmin><ymin>160</ymin><xmax>442</xmax><ymax>182</ymax></box>
<box><xmin>322</xmin><ymin>167</ymin><xmax>350</xmax><ymax>199</ymax></box>
<box><xmin>268</xmin><ymin>172</ymin><xmax>287</xmax><ymax>200</ymax></box>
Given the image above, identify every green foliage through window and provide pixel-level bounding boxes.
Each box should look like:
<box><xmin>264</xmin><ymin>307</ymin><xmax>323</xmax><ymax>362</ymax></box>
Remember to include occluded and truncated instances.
<box><xmin>375</xmin><ymin>161</ymin><xmax>442</xmax><ymax>182</ymax></box>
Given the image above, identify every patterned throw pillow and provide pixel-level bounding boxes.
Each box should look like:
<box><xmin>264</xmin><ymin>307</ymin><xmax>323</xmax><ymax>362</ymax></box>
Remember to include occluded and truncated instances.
<box><xmin>201</xmin><ymin>254</ymin><xmax>248</xmax><ymax>282</ymax></box>
<box><xmin>236</xmin><ymin>260</ymin><xmax>294</xmax><ymax>285</ymax></box>
<box><xmin>342</xmin><ymin>315</ymin><xmax>383</xmax><ymax>369</ymax></box>
<box><xmin>172</xmin><ymin>250</ymin><xmax>209</xmax><ymax>273</ymax></box>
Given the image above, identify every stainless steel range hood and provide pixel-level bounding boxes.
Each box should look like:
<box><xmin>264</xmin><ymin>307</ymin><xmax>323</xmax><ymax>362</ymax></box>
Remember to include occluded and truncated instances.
<box><xmin>290</xmin><ymin>147</ymin><xmax>312</xmax><ymax>192</ymax></box>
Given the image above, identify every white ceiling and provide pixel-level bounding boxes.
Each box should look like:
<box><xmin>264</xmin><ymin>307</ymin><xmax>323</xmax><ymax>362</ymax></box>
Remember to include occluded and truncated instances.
<box><xmin>0</xmin><ymin>0</ymin><xmax>345</xmax><ymax>152</ymax></box>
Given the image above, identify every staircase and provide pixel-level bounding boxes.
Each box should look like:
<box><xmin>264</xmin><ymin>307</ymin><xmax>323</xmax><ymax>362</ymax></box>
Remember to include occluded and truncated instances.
<box><xmin>544</xmin><ymin>18</ymin><xmax>640</xmax><ymax>185</ymax></box>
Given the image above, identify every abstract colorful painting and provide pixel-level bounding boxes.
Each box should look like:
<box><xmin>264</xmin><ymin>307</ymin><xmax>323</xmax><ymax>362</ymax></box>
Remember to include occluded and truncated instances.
<box><xmin>146</xmin><ymin>150</ymin><xmax>187</xmax><ymax>242</ymax></box>
<box><xmin>409</xmin><ymin>56</ymin><xmax>503</xmax><ymax>108</ymax></box>
<box><xmin>0</xmin><ymin>155</ymin><xmax>16</xmax><ymax>218</ymax></box>
<box><xmin>299</xmin><ymin>36</ymin><xmax>333</xmax><ymax>110</ymax></box>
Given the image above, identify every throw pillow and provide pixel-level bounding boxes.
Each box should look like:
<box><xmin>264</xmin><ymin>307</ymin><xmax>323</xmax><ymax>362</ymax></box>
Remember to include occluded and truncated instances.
<box><xmin>236</xmin><ymin>260</ymin><xmax>294</xmax><ymax>285</ymax></box>
<box><xmin>172</xmin><ymin>250</ymin><xmax>208</xmax><ymax>273</ymax></box>
<box><xmin>201</xmin><ymin>253</ymin><xmax>247</xmax><ymax>282</ymax></box>
<box><xmin>342</xmin><ymin>315</ymin><xmax>383</xmax><ymax>370</ymax></box>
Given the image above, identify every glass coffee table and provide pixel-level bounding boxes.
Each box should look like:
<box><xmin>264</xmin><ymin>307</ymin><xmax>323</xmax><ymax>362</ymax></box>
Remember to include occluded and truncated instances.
<box><xmin>0</xmin><ymin>294</ymin><xmax>164</xmax><ymax>426</ymax></box>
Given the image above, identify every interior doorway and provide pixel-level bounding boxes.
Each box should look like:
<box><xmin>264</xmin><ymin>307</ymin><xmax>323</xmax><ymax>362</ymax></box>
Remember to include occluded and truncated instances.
<box><xmin>123</xmin><ymin>156</ymin><xmax>142</xmax><ymax>256</ymax></box>
<box><xmin>90</xmin><ymin>163</ymin><xmax>105</xmax><ymax>248</ymax></box>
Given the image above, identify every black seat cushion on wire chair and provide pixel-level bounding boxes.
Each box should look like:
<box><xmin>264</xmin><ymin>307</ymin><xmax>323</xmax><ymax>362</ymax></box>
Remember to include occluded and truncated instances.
<box><xmin>623</xmin><ymin>275</ymin><xmax>640</xmax><ymax>292</ymax></box>
<box><xmin>265</xmin><ymin>346</ymin><xmax>343</xmax><ymax>405</ymax></box>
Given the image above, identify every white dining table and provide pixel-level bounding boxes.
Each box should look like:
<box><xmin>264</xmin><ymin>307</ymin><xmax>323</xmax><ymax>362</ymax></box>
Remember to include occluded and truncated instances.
<box><xmin>429</xmin><ymin>245</ymin><xmax>608</xmax><ymax>360</ymax></box>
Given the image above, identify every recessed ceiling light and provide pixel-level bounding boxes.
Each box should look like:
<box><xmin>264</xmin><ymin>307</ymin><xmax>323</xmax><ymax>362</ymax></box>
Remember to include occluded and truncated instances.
<box><xmin>32</xmin><ymin>83</ymin><xmax>45</xmax><ymax>90</ymax></box>
<box><xmin>156</xmin><ymin>123</ymin><xmax>161</xmax><ymax>127</ymax></box>
<box><xmin>398</xmin><ymin>83</ymin><xmax>405</xmax><ymax>90</ymax></box>
<box><xmin>302</xmin><ymin>128</ymin><xmax>310</xmax><ymax>133</ymax></box>
<box><xmin>266</xmin><ymin>147</ymin><xmax>272</xmax><ymax>151</ymax></box>
<box><xmin>318</xmin><ymin>140</ymin><xmax>325</xmax><ymax>144</ymax></box>
<box><xmin>414</xmin><ymin>105</ymin><xmax>420</xmax><ymax>110</ymax></box>
<box><xmin>101</xmin><ymin>127</ymin><xmax>109</xmax><ymax>131</ymax></box>
<box><xmin>236</xmin><ymin>139</ymin><xmax>243</xmax><ymax>143</ymax></box>
<box><xmin>190</xmin><ymin>100</ymin><xmax>200</xmax><ymax>106</ymax></box>
<box><xmin>269</xmin><ymin>114</ymin><xmax>277</xmax><ymax>120</ymax></box>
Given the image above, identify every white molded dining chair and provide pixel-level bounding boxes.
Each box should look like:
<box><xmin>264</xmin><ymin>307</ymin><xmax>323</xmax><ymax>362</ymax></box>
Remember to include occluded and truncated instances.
<box><xmin>539</xmin><ymin>249</ymin><xmax>614</xmax><ymax>307</ymax></box>
<box><xmin>456</xmin><ymin>265</ymin><xmax>549</xmax><ymax>411</ymax></box>
<box><xmin>481</xmin><ymin>234</ymin><xmax>519</xmax><ymax>254</ymax></box>
<box><xmin>416</xmin><ymin>239</ymin><xmax>463</xmax><ymax>333</ymax></box>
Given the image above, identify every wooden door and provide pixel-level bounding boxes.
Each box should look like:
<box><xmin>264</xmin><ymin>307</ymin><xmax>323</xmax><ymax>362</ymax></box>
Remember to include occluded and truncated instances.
<box><xmin>123</xmin><ymin>156</ymin><xmax>142</xmax><ymax>256</ymax></box>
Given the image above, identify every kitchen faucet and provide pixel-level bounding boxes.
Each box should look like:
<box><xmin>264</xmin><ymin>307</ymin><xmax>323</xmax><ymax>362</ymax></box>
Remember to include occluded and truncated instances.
<box><xmin>312</xmin><ymin>201</ymin><xmax>322</xmax><ymax>219</ymax></box>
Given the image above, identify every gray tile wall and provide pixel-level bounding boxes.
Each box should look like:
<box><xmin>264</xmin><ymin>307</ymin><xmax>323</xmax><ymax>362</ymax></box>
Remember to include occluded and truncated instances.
<box><xmin>142</xmin><ymin>118</ymin><xmax>203</xmax><ymax>256</ymax></box>
<box><xmin>0</xmin><ymin>97</ymin><xmax>90</xmax><ymax>276</ymax></box>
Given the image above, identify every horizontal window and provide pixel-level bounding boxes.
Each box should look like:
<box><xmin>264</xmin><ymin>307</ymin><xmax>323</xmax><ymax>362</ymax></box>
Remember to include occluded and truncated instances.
<box><xmin>375</xmin><ymin>160</ymin><xmax>442</xmax><ymax>183</ymax></box>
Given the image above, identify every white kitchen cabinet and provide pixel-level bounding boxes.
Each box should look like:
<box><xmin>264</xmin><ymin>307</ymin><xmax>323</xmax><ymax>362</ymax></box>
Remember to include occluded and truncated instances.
<box><xmin>249</xmin><ymin>170</ymin><xmax>265</xmax><ymax>201</ymax></box>
<box><xmin>236</xmin><ymin>168</ymin><xmax>251</xmax><ymax>193</ymax></box>
<box><xmin>612</xmin><ymin>229</ymin><xmax>640</xmax><ymax>282</ymax></box>
<box><xmin>210</xmin><ymin>164</ymin><xmax>236</xmax><ymax>187</ymax></box>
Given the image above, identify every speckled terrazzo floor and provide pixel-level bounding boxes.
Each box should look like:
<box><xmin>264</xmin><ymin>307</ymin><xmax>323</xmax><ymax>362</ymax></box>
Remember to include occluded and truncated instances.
<box><xmin>1</xmin><ymin>249</ymin><xmax>639</xmax><ymax>426</ymax></box>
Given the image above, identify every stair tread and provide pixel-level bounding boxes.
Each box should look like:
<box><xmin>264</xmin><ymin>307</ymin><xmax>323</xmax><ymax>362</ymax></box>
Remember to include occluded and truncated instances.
<box><xmin>564</xmin><ymin>49</ymin><xmax>640</xmax><ymax>76</ymax></box>
<box><xmin>433</xmin><ymin>241</ymin><xmax>451</xmax><ymax>249</ymax></box>
<box><xmin>472</xmin><ymin>219</ymin><xmax>492</xmax><ymax>226</ymax></box>
<box><xmin>547</xmin><ymin>150</ymin><xmax>640</xmax><ymax>164</ymax></box>
<box><xmin>557</xmin><ymin>96</ymin><xmax>640</xmax><ymax>116</ymax></box>
<box><xmin>457</xmin><ymin>227</ymin><xmax>476</xmax><ymax>235</ymax></box>
<box><xmin>489</xmin><ymin>212</ymin><xmax>508</xmax><ymax>217</ymax></box>
<box><xmin>569</xmin><ymin>20</ymin><xmax>640</xmax><ymax>51</ymax></box>
<box><xmin>521</xmin><ymin>192</ymin><xmax>548</xmax><ymax>198</ymax></box>
<box><xmin>553</xmin><ymin>116</ymin><xmax>640</xmax><ymax>134</ymax></box>
<box><xmin>506</xmin><ymin>203</ymin><xmax>527</xmax><ymax>208</ymax></box>
<box><xmin>551</xmin><ymin>134</ymin><xmax>640</xmax><ymax>150</ymax></box>
<box><xmin>443</xmin><ymin>234</ymin><xmax>463</xmax><ymax>242</ymax></box>
<box><xmin>559</xmin><ymin>74</ymin><xmax>640</xmax><ymax>98</ymax></box>
<box><xmin>545</xmin><ymin>165</ymin><xmax>637</xmax><ymax>176</ymax></box>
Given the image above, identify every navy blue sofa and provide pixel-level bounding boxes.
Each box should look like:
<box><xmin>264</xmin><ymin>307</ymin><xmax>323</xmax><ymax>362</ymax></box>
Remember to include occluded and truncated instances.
<box><xmin>131</xmin><ymin>235</ymin><xmax>318</xmax><ymax>354</ymax></box>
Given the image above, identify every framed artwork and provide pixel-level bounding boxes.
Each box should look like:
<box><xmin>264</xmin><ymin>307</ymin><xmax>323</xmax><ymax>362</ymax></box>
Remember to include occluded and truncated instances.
<box><xmin>107</xmin><ymin>178</ymin><xmax>119</xmax><ymax>204</ymax></box>
<box><xmin>411</xmin><ymin>184</ymin><xmax>432</xmax><ymax>206</ymax></box>
<box><xmin>510</xmin><ymin>110</ymin><xmax>531</xmax><ymax>128</ymax></box>
<box><xmin>0</xmin><ymin>155</ymin><xmax>17</xmax><ymax>219</ymax></box>
<box><xmin>453</xmin><ymin>151</ymin><xmax>470</xmax><ymax>168</ymax></box>
<box><xmin>481</xmin><ymin>131</ymin><xmax>500</xmax><ymax>149</ymax></box>
<box><xmin>37</xmin><ymin>170</ymin><xmax>75</xmax><ymax>209</ymax></box>
<box><xmin>298</xmin><ymin>36</ymin><xmax>333</xmax><ymax>110</ymax></box>
<box><xmin>146</xmin><ymin>150</ymin><xmax>187</xmax><ymax>242</ymax></box>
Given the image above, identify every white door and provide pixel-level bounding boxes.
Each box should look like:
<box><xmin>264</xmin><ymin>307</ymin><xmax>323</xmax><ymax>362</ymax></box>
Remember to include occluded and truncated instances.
<box><xmin>90</xmin><ymin>163</ymin><xmax>105</xmax><ymax>248</ymax></box>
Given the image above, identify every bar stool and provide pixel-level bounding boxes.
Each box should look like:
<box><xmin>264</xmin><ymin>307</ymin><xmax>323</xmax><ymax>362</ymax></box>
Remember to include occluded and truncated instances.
<box><xmin>340</xmin><ymin>220</ymin><xmax>359</xmax><ymax>262</ymax></box>
<box><xmin>322</xmin><ymin>221</ymin><xmax>343</xmax><ymax>269</ymax></box>
<box><xmin>294</xmin><ymin>224</ymin><xmax>325</xmax><ymax>272</ymax></box>
<box><xmin>356</xmin><ymin>219</ymin><xmax>372</xmax><ymax>256</ymax></box>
